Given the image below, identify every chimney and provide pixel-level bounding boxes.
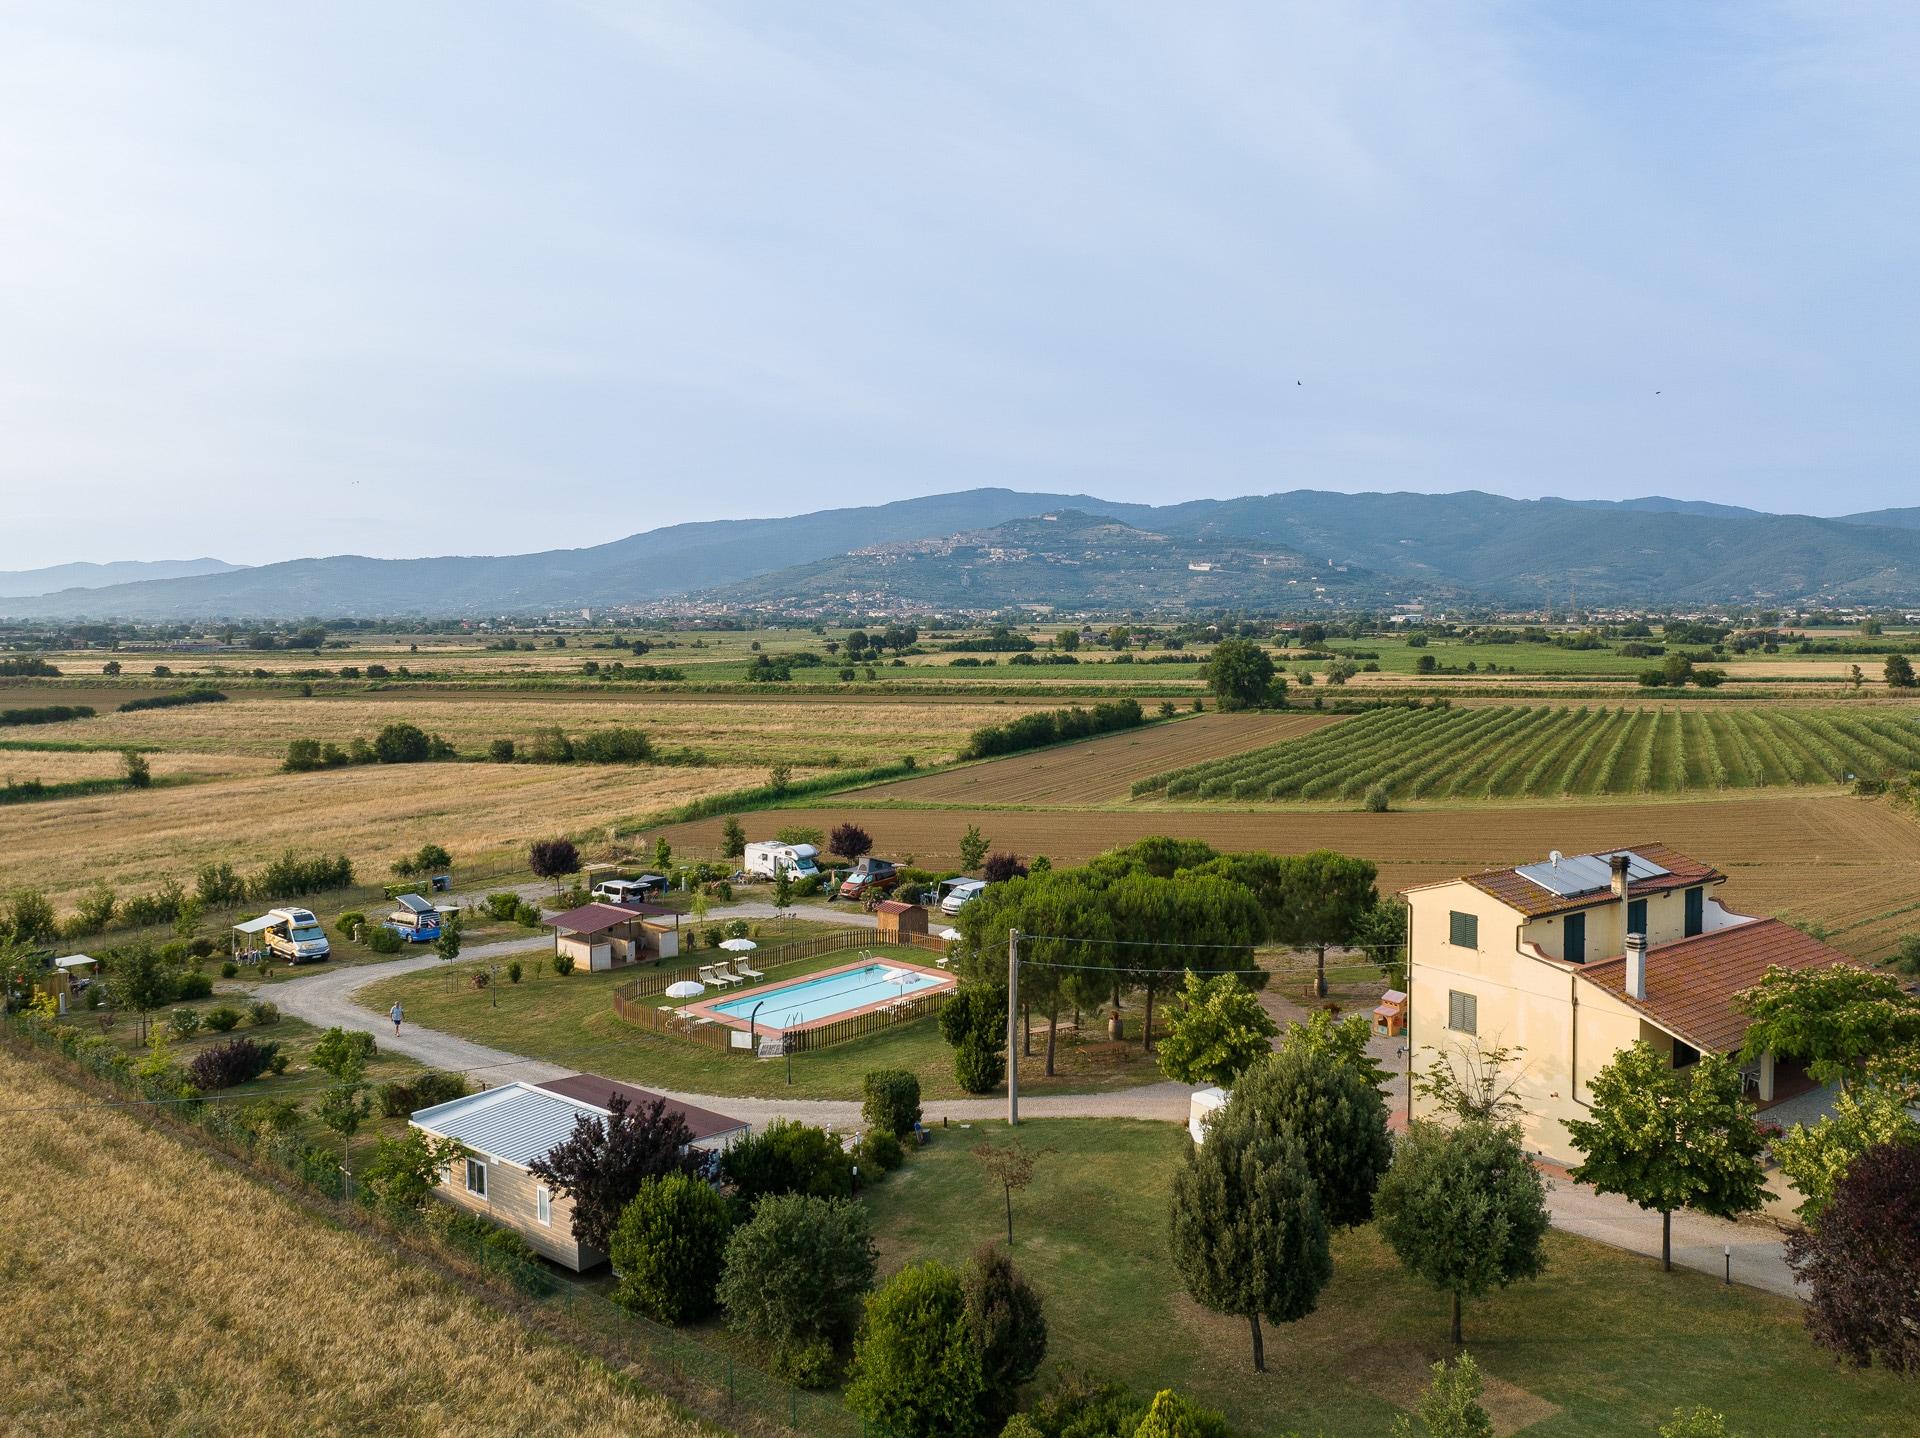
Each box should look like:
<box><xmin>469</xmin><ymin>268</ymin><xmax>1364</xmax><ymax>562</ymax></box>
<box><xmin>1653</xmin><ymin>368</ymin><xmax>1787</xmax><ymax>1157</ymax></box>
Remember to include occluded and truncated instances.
<box><xmin>1609</xmin><ymin>852</ymin><xmax>1631</xmax><ymax>900</ymax></box>
<box><xmin>1625</xmin><ymin>931</ymin><xmax>1648</xmax><ymax>1001</ymax></box>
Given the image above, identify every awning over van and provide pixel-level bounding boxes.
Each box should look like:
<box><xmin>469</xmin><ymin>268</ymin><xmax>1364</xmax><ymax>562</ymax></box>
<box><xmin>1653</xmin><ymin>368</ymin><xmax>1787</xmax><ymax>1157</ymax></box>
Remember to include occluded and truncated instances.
<box><xmin>232</xmin><ymin>916</ymin><xmax>277</xmax><ymax>935</ymax></box>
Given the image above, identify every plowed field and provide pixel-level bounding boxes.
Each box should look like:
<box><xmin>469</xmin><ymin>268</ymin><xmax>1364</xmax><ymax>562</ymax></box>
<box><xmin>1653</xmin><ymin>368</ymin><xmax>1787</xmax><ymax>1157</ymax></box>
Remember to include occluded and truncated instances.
<box><xmin>842</xmin><ymin>711</ymin><xmax>1347</xmax><ymax>805</ymax></box>
<box><xmin>662</xmin><ymin>792</ymin><xmax>1920</xmax><ymax>960</ymax></box>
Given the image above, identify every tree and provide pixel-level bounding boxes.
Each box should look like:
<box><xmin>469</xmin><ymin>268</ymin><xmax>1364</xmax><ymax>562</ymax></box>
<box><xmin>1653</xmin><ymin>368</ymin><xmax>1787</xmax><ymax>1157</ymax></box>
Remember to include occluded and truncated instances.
<box><xmin>1892</xmin><ymin>933</ymin><xmax>1920</xmax><ymax>979</ymax></box>
<box><xmin>1565</xmin><ymin>1043</ymin><xmax>1769</xmax><ymax>1270</ymax></box>
<box><xmin>939</xmin><ymin>984</ymin><xmax>1008</xmax><ymax>1094</ymax></box>
<box><xmin>1735</xmin><ymin>964</ymin><xmax>1920</xmax><ymax>1087</ymax></box>
<box><xmin>653</xmin><ymin>836</ymin><xmax>672</xmax><ymax>871</ymax></box>
<box><xmin>959</xmin><ymin>824</ymin><xmax>990</xmax><ymax>873</ymax></box>
<box><xmin>954</xmin><ymin>869</ymin><xmax>1110</xmax><ymax>1077</ymax></box>
<box><xmin>1133</xmin><ymin>1389</ymin><xmax>1230</xmax><ymax>1438</ymax></box>
<box><xmin>981</xmin><ymin>852</ymin><xmax>1028</xmax><ymax>884</ymax></box>
<box><xmin>829</xmin><ymin>823</ymin><xmax>873</xmax><ymax>865</ymax></box>
<box><xmin>1204</xmin><ymin>639</ymin><xmax>1276</xmax><ymax>711</ymax></box>
<box><xmin>121</xmin><ymin>749</ymin><xmax>151</xmax><ymax>788</ymax></box>
<box><xmin>101</xmin><ymin>943</ymin><xmax>174</xmax><ymax>1015</ymax></box>
<box><xmin>718</xmin><ymin>1193</ymin><xmax>876</xmax><ymax>1384</ymax></box>
<box><xmin>318</xmin><ymin>1080</ymin><xmax>372</xmax><ymax>1152</ymax></box>
<box><xmin>1772</xmin><ymin>1065</ymin><xmax>1920</xmax><ymax>1223</ymax></box>
<box><xmin>845</xmin><ymin>1261</ymin><xmax>988</xmax><ymax>1438</ymax></box>
<box><xmin>862</xmin><ymin>1069</ymin><xmax>922</xmax><ymax>1138</ymax></box>
<box><xmin>772</xmin><ymin>867</ymin><xmax>794</xmax><ymax>912</ymax></box>
<box><xmin>1375</xmin><ymin>1120</ymin><xmax>1550</xmax><ymax>1344</ymax></box>
<box><xmin>1886</xmin><ymin>653</ymin><xmax>1917</xmax><ymax>689</ymax></box>
<box><xmin>1390</xmin><ymin>1353</ymin><xmax>1494</xmax><ymax>1438</ymax></box>
<box><xmin>1271</xmin><ymin>850</ymin><xmax>1379</xmax><ymax>997</ymax></box>
<box><xmin>609</xmin><ymin>1172</ymin><xmax>734</xmax><ymax>1324</ymax></box>
<box><xmin>2</xmin><ymin>887</ymin><xmax>56</xmax><ymax>945</ymax></box>
<box><xmin>1352</xmin><ymin>897</ymin><xmax>1408</xmax><ymax>979</ymax></box>
<box><xmin>1279</xmin><ymin>1008</ymin><xmax>1390</xmax><ymax>1093</ymax></box>
<box><xmin>1056</xmin><ymin>628</ymin><xmax>1080</xmax><ymax>653</ymax></box>
<box><xmin>1156</xmin><ymin>970</ymin><xmax>1278</xmax><ymax>1088</ymax></box>
<box><xmin>529</xmin><ymin>1093</ymin><xmax>696</xmax><ymax>1255</ymax></box>
<box><xmin>528</xmin><ymin>836</ymin><xmax>581</xmax><ymax>895</ymax></box>
<box><xmin>1168</xmin><ymin>1107</ymin><xmax>1330</xmax><ymax>1372</ymax></box>
<box><xmin>361</xmin><ymin>1128</ymin><xmax>470</xmax><ymax>1210</ymax></box>
<box><xmin>372</xmin><ymin>721</ymin><xmax>434</xmax><ymax>764</ymax></box>
<box><xmin>962</xmin><ymin>1243</ymin><xmax>1047</xmax><ymax>1430</ymax></box>
<box><xmin>972</xmin><ymin>1140</ymin><xmax>1046</xmax><ymax>1245</ymax></box>
<box><xmin>1232</xmin><ymin>1042</ymin><xmax>1392</xmax><ymax>1229</ymax></box>
<box><xmin>311</xmin><ymin>1026</ymin><xmax>376</xmax><ymax>1082</ymax></box>
<box><xmin>721</xmin><ymin>816</ymin><xmax>747</xmax><ymax>859</ymax></box>
<box><xmin>721</xmin><ymin>1118</ymin><xmax>856</xmax><ymax>1204</ymax></box>
<box><xmin>435</xmin><ymin>927</ymin><xmax>461</xmax><ymax>962</ymax></box>
<box><xmin>1785</xmin><ymin>1141</ymin><xmax>1920</xmax><ymax>1372</ymax></box>
<box><xmin>1413</xmin><ymin>1040</ymin><xmax>1527</xmax><ymax>1123</ymax></box>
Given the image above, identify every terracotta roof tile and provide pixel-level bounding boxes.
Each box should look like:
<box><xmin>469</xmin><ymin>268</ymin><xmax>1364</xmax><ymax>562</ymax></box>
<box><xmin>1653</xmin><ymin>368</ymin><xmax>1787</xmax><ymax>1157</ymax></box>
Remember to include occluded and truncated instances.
<box><xmin>1576</xmin><ymin>918</ymin><xmax>1851</xmax><ymax>1053</ymax></box>
<box><xmin>1461</xmin><ymin>842</ymin><xmax>1723</xmax><ymax>919</ymax></box>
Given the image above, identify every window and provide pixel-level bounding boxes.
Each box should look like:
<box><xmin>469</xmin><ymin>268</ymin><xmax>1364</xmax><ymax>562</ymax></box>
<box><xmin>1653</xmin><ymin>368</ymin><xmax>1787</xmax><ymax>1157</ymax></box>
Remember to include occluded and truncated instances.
<box><xmin>1448</xmin><ymin>911</ymin><xmax>1479</xmax><ymax>949</ymax></box>
<box><xmin>1447</xmin><ymin>990</ymin><xmax>1478</xmax><ymax>1035</ymax></box>
<box><xmin>465</xmin><ymin>1159</ymin><xmax>488</xmax><ymax>1199</ymax></box>
<box><xmin>1627</xmin><ymin>898</ymin><xmax>1647</xmax><ymax>935</ymax></box>
<box><xmin>536</xmin><ymin>1185</ymin><xmax>552</xmax><ymax>1227</ymax></box>
<box><xmin>1672</xmin><ymin>1040</ymin><xmax>1700</xmax><ymax>1069</ymax></box>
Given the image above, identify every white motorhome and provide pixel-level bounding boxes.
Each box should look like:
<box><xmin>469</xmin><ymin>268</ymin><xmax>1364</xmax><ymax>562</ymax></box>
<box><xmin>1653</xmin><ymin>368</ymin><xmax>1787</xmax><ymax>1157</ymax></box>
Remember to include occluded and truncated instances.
<box><xmin>263</xmin><ymin>908</ymin><xmax>331</xmax><ymax>963</ymax></box>
<box><xmin>744</xmin><ymin>842</ymin><xmax>821</xmax><ymax>881</ymax></box>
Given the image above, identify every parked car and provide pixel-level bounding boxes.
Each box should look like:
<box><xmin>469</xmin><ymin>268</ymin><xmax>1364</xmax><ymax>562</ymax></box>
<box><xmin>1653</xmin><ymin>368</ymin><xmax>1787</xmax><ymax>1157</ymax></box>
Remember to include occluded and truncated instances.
<box><xmin>938</xmin><ymin>877</ymin><xmax>987</xmax><ymax>915</ymax></box>
<box><xmin>593</xmin><ymin>875</ymin><xmax>667</xmax><ymax>907</ymax></box>
<box><xmin>837</xmin><ymin>857</ymin><xmax>900</xmax><ymax>901</ymax></box>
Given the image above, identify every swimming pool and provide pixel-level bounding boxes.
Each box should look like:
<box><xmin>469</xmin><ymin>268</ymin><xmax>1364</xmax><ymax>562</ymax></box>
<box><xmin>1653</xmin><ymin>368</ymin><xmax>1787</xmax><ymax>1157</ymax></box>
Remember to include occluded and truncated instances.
<box><xmin>699</xmin><ymin>959</ymin><xmax>954</xmax><ymax>1032</ymax></box>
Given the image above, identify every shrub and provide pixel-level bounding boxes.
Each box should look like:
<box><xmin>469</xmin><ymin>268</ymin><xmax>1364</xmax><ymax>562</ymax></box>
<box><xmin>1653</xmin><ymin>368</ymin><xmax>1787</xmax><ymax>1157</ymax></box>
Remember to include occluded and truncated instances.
<box><xmin>165</xmin><ymin>1007</ymin><xmax>201</xmax><ymax>1040</ymax></box>
<box><xmin>186</xmin><ymin>1037</ymin><xmax>280</xmax><ymax>1090</ymax></box>
<box><xmin>219</xmin><ymin>961</ymin><xmax>239</xmax><ymax>979</ymax></box>
<box><xmin>175</xmin><ymin>971</ymin><xmax>214</xmax><ymax>1001</ymax></box>
<box><xmin>248</xmin><ymin>999</ymin><xmax>280</xmax><ymax>1026</ymax></box>
<box><xmin>845</xmin><ymin>1261</ymin><xmax>986</xmax><ymax>1438</ymax></box>
<box><xmin>609</xmin><ymin>1172</ymin><xmax>735</xmax><ymax>1324</ymax></box>
<box><xmin>435</xmin><ymin>1207</ymin><xmax>539</xmax><ymax>1264</ymax></box>
<box><xmin>366</xmin><ymin>926</ymin><xmax>403</xmax><ymax>954</ymax></box>
<box><xmin>202</xmin><ymin>1005</ymin><xmax>243</xmax><ymax>1033</ymax></box>
<box><xmin>378</xmin><ymin>1069</ymin><xmax>469</xmax><ymax>1118</ymax></box>
<box><xmin>187</xmin><ymin>936</ymin><xmax>215</xmax><ymax>959</ymax></box>
<box><xmin>963</xmin><ymin>1244</ymin><xmax>1048</xmax><ymax>1430</ymax></box>
<box><xmin>718</xmin><ymin>1193</ymin><xmax>877</xmax><ymax>1384</ymax></box>
<box><xmin>855</xmin><ymin>1129</ymin><xmax>905</xmax><ymax>1174</ymax></box>
<box><xmin>722</xmin><ymin>1119</ymin><xmax>856</xmax><ymax>1205</ymax></box>
<box><xmin>1364</xmin><ymin>784</ymin><xmax>1390</xmax><ymax>813</ymax></box>
<box><xmin>488</xmin><ymin>737</ymin><xmax>516</xmax><ymax>762</ymax></box>
<box><xmin>862</xmin><ymin>1069</ymin><xmax>922</xmax><ymax>1138</ymax></box>
<box><xmin>552</xmin><ymin>953</ymin><xmax>575</xmax><ymax>976</ymax></box>
<box><xmin>483</xmin><ymin>892</ymin><xmax>522</xmax><ymax>921</ymax></box>
<box><xmin>118</xmin><ymin>687</ymin><xmax>226</xmax><ymax>713</ymax></box>
<box><xmin>954</xmin><ymin>1037</ymin><xmax>1004</xmax><ymax>1095</ymax></box>
<box><xmin>507</xmin><ymin>960</ymin><xmax>523</xmax><ymax>984</ymax></box>
<box><xmin>335</xmin><ymin>910</ymin><xmax>366</xmax><ymax>937</ymax></box>
<box><xmin>514</xmin><ymin>900</ymin><xmax>542</xmax><ymax>927</ymax></box>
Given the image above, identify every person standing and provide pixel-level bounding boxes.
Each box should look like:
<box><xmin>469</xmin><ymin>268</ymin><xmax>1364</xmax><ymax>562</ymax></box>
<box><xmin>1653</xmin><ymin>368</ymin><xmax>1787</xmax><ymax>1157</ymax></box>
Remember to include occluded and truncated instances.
<box><xmin>390</xmin><ymin>1001</ymin><xmax>404</xmax><ymax>1036</ymax></box>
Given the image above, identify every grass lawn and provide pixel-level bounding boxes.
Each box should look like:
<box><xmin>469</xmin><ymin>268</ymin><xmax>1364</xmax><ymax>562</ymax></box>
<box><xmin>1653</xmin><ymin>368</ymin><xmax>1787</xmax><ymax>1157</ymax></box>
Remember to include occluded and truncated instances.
<box><xmin>358</xmin><ymin>944</ymin><xmax>1170</xmax><ymax>1101</ymax></box>
<box><xmin>862</xmin><ymin>1119</ymin><xmax>1908</xmax><ymax>1438</ymax></box>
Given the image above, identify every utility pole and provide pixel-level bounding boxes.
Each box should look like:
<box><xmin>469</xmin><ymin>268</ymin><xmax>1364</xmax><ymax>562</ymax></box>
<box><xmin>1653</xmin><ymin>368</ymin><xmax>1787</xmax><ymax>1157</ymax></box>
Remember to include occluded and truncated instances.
<box><xmin>1006</xmin><ymin>927</ymin><xmax>1020</xmax><ymax>1126</ymax></box>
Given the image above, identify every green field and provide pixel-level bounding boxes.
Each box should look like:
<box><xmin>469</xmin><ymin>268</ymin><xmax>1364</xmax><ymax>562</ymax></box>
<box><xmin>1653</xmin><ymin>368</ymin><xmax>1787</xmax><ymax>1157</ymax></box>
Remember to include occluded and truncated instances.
<box><xmin>1135</xmin><ymin>703</ymin><xmax>1920</xmax><ymax>803</ymax></box>
<box><xmin>865</xmin><ymin>1119</ymin><xmax>1906</xmax><ymax>1438</ymax></box>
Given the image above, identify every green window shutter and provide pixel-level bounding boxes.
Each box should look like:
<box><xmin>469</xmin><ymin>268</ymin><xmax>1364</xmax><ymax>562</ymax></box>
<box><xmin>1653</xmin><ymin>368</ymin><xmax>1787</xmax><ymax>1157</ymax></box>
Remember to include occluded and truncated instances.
<box><xmin>1447</xmin><ymin>990</ymin><xmax>1477</xmax><ymax>1034</ymax></box>
<box><xmin>1448</xmin><ymin>911</ymin><xmax>1479</xmax><ymax>949</ymax></box>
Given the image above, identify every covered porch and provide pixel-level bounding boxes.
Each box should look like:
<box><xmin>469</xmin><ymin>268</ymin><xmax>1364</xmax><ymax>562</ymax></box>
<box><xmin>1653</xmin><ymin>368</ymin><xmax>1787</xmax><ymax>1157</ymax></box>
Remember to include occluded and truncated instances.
<box><xmin>545</xmin><ymin>901</ymin><xmax>681</xmax><ymax>973</ymax></box>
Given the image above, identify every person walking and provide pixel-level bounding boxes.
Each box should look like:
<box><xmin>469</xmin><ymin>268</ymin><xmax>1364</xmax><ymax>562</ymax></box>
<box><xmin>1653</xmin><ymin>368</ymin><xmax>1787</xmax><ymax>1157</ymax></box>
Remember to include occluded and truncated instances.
<box><xmin>390</xmin><ymin>1001</ymin><xmax>404</xmax><ymax>1036</ymax></box>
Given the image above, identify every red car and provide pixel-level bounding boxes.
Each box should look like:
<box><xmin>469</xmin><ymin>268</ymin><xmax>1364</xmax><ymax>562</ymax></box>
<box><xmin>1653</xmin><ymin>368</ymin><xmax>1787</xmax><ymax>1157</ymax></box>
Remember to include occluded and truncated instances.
<box><xmin>837</xmin><ymin>858</ymin><xmax>900</xmax><ymax>901</ymax></box>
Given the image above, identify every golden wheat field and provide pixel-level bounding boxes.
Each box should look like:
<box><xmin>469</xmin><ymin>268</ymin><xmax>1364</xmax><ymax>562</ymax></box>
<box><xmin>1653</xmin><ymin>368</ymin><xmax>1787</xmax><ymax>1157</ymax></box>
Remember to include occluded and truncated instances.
<box><xmin>0</xmin><ymin>760</ymin><xmax>807</xmax><ymax>910</ymax></box>
<box><xmin>15</xmin><ymin>693</ymin><xmax>1047</xmax><ymax>765</ymax></box>
<box><xmin>842</xmin><ymin>711</ymin><xmax>1349</xmax><ymax>805</ymax></box>
<box><xmin>0</xmin><ymin>1048</ymin><xmax>706</xmax><ymax>1438</ymax></box>
<box><xmin>662</xmin><ymin>791</ymin><xmax>1920</xmax><ymax>960</ymax></box>
<box><xmin>0</xmin><ymin>749</ymin><xmax>274</xmax><ymax>786</ymax></box>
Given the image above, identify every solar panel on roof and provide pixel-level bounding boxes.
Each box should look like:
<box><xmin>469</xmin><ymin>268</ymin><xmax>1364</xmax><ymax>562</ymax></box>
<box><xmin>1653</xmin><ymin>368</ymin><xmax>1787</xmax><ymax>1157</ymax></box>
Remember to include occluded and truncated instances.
<box><xmin>1514</xmin><ymin>849</ymin><xmax>1669</xmax><ymax>898</ymax></box>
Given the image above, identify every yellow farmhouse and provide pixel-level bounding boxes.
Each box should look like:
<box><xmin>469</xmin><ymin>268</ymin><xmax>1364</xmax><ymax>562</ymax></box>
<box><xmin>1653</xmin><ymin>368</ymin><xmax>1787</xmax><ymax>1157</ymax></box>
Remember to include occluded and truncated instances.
<box><xmin>1403</xmin><ymin>843</ymin><xmax>1846</xmax><ymax>1162</ymax></box>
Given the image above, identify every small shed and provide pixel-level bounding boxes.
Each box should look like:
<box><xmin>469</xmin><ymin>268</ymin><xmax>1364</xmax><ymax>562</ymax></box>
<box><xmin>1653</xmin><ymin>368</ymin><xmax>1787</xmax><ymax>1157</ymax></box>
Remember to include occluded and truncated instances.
<box><xmin>874</xmin><ymin>899</ymin><xmax>927</xmax><ymax>942</ymax></box>
<box><xmin>1372</xmin><ymin>989</ymin><xmax>1408</xmax><ymax>1038</ymax></box>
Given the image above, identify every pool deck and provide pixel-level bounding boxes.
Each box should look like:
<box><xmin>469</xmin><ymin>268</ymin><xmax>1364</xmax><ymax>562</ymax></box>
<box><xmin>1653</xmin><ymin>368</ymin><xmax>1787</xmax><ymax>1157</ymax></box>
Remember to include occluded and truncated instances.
<box><xmin>680</xmin><ymin>956</ymin><xmax>956</xmax><ymax>1037</ymax></box>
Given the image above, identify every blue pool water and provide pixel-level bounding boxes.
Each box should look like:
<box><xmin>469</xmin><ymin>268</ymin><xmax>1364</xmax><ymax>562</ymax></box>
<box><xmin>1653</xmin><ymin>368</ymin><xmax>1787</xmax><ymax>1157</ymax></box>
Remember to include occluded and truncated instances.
<box><xmin>709</xmin><ymin>963</ymin><xmax>946</xmax><ymax>1026</ymax></box>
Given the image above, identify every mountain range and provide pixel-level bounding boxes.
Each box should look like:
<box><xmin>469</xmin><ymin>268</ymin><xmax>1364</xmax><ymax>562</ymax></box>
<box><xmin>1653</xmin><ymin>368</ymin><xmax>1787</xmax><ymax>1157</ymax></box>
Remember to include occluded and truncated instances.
<box><xmin>0</xmin><ymin>556</ymin><xmax>241</xmax><ymax>600</ymax></box>
<box><xmin>3</xmin><ymin>490</ymin><xmax>1918</xmax><ymax>620</ymax></box>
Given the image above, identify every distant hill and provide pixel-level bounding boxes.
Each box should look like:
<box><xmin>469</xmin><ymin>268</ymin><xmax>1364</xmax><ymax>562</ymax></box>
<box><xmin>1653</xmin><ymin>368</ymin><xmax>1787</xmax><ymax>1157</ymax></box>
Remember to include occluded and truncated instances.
<box><xmin>1839</xmin><ymin>506</ymin><xmax>1920</xmax><ymax>531</ymax></box>
<box><xmin>0</xmin><ymin>556</ymin><xmax>241</xmax><ymax>599</ymax></box>
<box><xmin>4</xmin><ymin>489</ymin><xmax>1917</xmax><ymax>619</ymax></box>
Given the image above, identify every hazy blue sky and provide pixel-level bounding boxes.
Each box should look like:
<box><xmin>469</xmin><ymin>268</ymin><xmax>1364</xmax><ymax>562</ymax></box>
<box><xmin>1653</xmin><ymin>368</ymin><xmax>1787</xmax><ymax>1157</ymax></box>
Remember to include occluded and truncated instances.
<box><xmin>4</xmin><ymin>2</ymin><xmax>1917</xmax><ymax>565</ymax></box>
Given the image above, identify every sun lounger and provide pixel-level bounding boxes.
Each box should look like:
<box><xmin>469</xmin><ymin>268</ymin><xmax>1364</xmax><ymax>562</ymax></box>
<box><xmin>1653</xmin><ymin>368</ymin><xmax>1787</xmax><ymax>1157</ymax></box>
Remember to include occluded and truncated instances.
<box><xmin>710</xmin><ymin>963</ymin><xmax>745</xmax><ymax>987</ymax></box>
<box><xmin>732</xmin><ymin>957</ymin><xmax>765</xmax><ymax>980</ymax></box>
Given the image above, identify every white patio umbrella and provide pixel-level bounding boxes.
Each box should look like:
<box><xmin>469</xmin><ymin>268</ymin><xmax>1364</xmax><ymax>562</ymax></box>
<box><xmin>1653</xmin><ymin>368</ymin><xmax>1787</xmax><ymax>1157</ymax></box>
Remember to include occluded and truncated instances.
<box><xmin>720</xmin><ymin>937</ymin><xmax>758</xmax><ymax>952</ymax></box>
<box><xmin>664</xmin><ymin>979</ymin><xmax>706</xmax><ymax>999</ymax></box>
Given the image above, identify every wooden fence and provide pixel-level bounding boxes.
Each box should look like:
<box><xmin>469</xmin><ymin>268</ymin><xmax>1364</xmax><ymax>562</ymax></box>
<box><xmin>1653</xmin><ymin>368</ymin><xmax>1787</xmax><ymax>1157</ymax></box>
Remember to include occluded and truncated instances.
<box><xmin>610</xmin><ymin>924</ymin><xmax>957</xmax><ymax>1055</ymax></box>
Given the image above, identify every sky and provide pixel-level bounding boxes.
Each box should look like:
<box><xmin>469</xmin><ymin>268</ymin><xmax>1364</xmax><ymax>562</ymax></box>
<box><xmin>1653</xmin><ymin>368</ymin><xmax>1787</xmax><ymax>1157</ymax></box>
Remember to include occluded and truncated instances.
<box><xmin>3</xmin><ymin>2</ymin><xmax>1918</xmax><ymax>567</ymax></box>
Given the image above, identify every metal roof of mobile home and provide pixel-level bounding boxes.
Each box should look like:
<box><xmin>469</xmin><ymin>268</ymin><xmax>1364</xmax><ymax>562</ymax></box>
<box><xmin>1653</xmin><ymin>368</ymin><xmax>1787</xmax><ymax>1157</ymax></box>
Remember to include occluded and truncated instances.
<box><xmin>409</xmin><ymin>1082</ymin><xmax>605</xmax><ymax>1168</ymax></box>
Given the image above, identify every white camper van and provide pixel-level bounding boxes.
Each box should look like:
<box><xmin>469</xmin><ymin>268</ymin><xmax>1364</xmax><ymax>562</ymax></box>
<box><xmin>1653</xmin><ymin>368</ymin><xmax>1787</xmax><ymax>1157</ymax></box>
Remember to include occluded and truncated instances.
<box><xmin>744</xmin><ymin>842</ymin><xmax>821</xmax><ymax>881</ymax></box>
<box><xmin>263</xmin><ymin>908</ymin><xmax>331</xmax><ymax>964</ymax></box>
<box><xmin>938</xmin><ymin>878</ymin><xmax>988</xmax><ymax>915</ymax></box>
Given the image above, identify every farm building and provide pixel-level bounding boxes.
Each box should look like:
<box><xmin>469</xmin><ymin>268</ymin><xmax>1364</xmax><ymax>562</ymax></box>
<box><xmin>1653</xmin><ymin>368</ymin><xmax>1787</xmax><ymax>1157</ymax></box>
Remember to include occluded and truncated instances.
<box><xmin>1403</xmin><ymin>843</ymin><xmax>1852</xmax><ymax>1163</ymax></box>
<box><xmin>545</xmin><ymin>901</ymin><xmax>681</xmax><ymax>972</ymax></box>
<box><xmin>410</xmin><ymin>1075</ymin><xmax>748</xmax><ymax>1270</ymax></box>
